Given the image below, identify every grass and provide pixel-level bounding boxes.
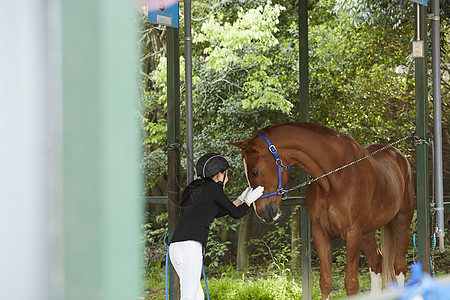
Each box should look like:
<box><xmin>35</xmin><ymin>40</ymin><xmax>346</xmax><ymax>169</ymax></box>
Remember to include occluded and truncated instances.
<box><xmin>143</xmin><ymin>266</ymin><xmax>166</xmax><ymax>300</ymax></box>
<box><xmin>143</xmin><ymin>265</ymin><xmax>373</xmax><ymax>300</ymax></box>
<box><xmin>206</xmin><ymin>273</ymin><xmax>303</xmax><ymax>300</ymax></box>
<box><xmin>141</xmin><ymin>216</ymin><xmax>450</xmax><ymax>299</ymax></box>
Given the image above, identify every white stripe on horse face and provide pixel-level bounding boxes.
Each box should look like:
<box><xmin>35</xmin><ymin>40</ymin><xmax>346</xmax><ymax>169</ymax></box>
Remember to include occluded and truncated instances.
<box><xmin>243</xmin><ymin>157</ymin><xmax>251</xmax><ymax>187</ymax></box>
<box><xmin>244</xmin><ymin>156</ymin><xmax>268</xmax><ymax>222</ymax></box>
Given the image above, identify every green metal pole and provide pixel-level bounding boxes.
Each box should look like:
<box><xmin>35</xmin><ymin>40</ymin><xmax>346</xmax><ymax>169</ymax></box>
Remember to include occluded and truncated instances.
<box><xmin>413</xmin><ymin>3</ymin><xmax>431</xmax><ymax>272</ymax></box>
<box><xmin>167</xmin><ymin>26</ymin><xmax>181</xmax><ymax>299</ymax></box>
<box><xmin>299</xmin><ymin>0</ymin><xmax>312</xmax><ymax>298</ymax></box>
<box><xmin>62</xmin><ymin>0</ymin><xmax>141</xmax><ymax>299</ymax></box>
<box><xmin>299</xmin><ymin>0</ymin><xmax>310</xmax><ymax>124</ymax></box>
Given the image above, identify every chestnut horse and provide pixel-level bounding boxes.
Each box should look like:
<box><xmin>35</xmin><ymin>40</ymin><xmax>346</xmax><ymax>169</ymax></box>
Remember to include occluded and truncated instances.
<box><xmin>231</xmin><ymin>122</ymin><xmax>415</xmax><ymax>299</ymax></box>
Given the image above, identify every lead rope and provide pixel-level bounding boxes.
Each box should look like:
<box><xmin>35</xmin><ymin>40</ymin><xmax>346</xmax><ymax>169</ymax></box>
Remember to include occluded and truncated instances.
<box><xmin>430</xmin><ymin>138</ymin><xmax>436</xmax><ymax>278</ymax></box>
<box><xmin>164</xmin><ymin>231</ymin><xmax>211</xmax><ymax>300</ymax></box>
<box><xmin>202</xmin><ymin>261</ymin><xmax>210</xmax><ymax>299</ymax></box>
<box><xmin>166</xmin><ymin>144</ymin><xmax>210</xmax><ymax>299</ymax></box>
<box><xmin>164</xmin><ymin>231</ymin><xmax>169</xmax><ymax>300</ymax></box>
<box><xmin>413</xmin><ymin>233</ymin><xmax>436</xmax><ymax>278</ymax></box>
<box><xmin>167</xmin><ymin>142</ymin><xmax>197</xmax><ymax>170</ymax></box>
<box><xmin>284</xmin><ymin>134</ymin><xmax>414</xmax><ymax>193</ymax></box>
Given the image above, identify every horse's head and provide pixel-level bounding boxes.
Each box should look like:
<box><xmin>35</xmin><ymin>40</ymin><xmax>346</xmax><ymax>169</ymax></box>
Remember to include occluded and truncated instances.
<box><xmin>231</xmin><ymin>136</ymin><xmax>290</xmax><ymax>223</ymax></box>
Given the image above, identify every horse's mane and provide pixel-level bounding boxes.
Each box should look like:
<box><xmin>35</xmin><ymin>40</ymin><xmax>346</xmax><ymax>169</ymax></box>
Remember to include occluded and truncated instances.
<box><xmin>258</xmin><ymin>122</ymin><xmax>358</xmax><ymax>144</ymax></box>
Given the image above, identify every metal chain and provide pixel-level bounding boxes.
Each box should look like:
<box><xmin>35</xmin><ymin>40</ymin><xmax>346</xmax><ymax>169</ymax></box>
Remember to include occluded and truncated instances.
<box><xmin>284</xmin><ymin>134</ymin><xmax>413</xmax><ymax>193</ymax></box>
<box><xmin>430</xmin><ymin>139</ymin><xmax>436</xmax><ymax>277</ymax></box>
<box><xmin>169</xmin><ymin>133</ymin><xmax>415</xmax><ymax>195</ymax></box>
<box><xmin>167</xmin><ymin>142</ymin><xmax>197</xmax><ymax>168</ymax></box>
<box><xmin>414</xmin><ymin>135</ymin><xmax>431</xmax><ymax>146</ymax></box>
<box><xmin>167</xmin><ymin>142</ymin><xmax>180</xmax><ymax>150</ymax></box>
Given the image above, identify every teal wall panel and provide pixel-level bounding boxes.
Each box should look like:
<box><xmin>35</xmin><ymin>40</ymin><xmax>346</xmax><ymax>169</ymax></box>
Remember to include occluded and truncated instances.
<box><xmin>61</xmin><ymin>1</ymin><xmax>142</xmax><ymax>299</ymax></box>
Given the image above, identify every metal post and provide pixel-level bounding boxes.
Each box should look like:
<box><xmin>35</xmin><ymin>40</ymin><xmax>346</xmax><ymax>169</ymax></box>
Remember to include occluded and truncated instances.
<box><xmin>184</xmin><ymin>0</ymin><xmax>194</xmax><ymax>184</ymax></box>
<box><xmin>300</xmin><ymin>201</ymin><xmax>312</xmax><ymax>300</ymax></box>
<box><xmin>431</xmin><ymin>0</ymin><xmax>445</xmax><ymax>252</ymax></box>
<box><xmin>299</xmin><ymin>0</ymin><xmax>310</xmax><ymax>124</ymax></box>
<box><xmin>299</xmin><ymin>0</ymin><xmax>311</xmax><ymax>298</ymax></box>
<box><xmin>167</xmin><ymin>26</ymin><xmax>181</xmax><ymax>299</ymax></box>
<box><xmin>414</xmin><ymin>3</ymin><xmax>431</xmax><ymax>272</ymax></box>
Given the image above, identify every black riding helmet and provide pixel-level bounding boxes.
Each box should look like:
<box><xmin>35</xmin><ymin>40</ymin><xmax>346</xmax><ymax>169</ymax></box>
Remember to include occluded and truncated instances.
<box><xmin>195</xmin><ymin>153</ymin><xmax>231</xmax><ymax>178</ymax></box>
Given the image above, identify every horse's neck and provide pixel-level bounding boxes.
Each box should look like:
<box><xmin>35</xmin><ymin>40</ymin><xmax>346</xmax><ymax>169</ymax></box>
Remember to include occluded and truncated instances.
<box><xmin>275</xmin><ymin>125</ymin><xmax>358</xmax><ymax>189</ymax></box>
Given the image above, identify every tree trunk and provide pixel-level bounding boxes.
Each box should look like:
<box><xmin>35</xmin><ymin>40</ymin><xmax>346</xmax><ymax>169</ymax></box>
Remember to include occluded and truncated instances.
<box><xmin>220</xmin><ymin>218</ymin><xmax>229</xmax><ymax>243</ymax></box>
<box><xmin>290</xmin><ymin>207</ymin><xmax>301</xmax><ymax>270</ymax></box>
<box><xmin>236</xmin><ymin>211</ymin><xmax>253</xmax><ymax>270</ymax></box>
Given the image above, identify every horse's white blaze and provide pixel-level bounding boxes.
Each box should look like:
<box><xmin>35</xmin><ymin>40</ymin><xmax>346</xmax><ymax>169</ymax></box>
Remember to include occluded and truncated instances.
<box><xmin>369</xmin><ymin>269</ymin><xmax>381</xmax><ymax>293</ymax></box>
<box><xmin>244</xmin><ymin>157</ymin><xmax>267</xmax><ymax>220</ymax></box>
<box><xmin>396</xmin><ymin>272</ymin><xmax>405</xmax><ymax>286</ymax></box>
<box><xmin>243</xmin><ymin>157</ymin><xmax>280</xmax><ymax>222</ymax></box>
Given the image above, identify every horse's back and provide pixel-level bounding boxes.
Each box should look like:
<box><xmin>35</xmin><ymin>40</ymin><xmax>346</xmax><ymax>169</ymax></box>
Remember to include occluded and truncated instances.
<box><xmin>364</xmin><ymin>144</ymin><xmax>412</xmax><ymax>180</ymax></box>
<box><xmin>364</xmin><ymin>143</ymin><xmax>415</xmax><ymax>214</ymax></box>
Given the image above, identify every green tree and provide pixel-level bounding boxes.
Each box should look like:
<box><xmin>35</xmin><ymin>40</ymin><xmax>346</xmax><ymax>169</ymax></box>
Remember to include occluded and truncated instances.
<box><xmin>140</xmin><ymin>0</ymin><xmax>450</xmax><ymax>274</ymax></box>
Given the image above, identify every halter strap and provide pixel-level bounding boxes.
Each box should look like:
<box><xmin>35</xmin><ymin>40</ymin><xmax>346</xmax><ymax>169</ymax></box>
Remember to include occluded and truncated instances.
<box><xmin>255</xmin><ymin>133</ymin><xmax>291</xmax><ymax>199</ymax></box>
<box><xmin>256</xmin><ymin>134</ymin><xmax>292</xmax><ymax>172</ymax></box>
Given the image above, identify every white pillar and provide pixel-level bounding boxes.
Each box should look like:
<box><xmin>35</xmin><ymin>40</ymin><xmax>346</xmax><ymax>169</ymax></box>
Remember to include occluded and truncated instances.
<box><xmin>0</xmin><ymin>1</ymin><xmax>57</xmax><ymax>299</ymax></box>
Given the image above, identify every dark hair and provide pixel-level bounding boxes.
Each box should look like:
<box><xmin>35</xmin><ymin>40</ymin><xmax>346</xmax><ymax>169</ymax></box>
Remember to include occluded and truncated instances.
<box><xmin>179</xmin><ymin>179</ymin><xmax>203</xmax><ymax>208</ymax></box>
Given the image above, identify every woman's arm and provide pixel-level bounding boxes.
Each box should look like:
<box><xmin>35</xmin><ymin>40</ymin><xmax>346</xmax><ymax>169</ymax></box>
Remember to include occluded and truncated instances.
<box><xmin>214</xmin><ymin>189</ymin><xmax>249</xmax><ymax>219</ymax></box>
<box><xmin>232</xmin><ymin>199</ymin><xmax>245</xmax><ymax>207</ymax></box>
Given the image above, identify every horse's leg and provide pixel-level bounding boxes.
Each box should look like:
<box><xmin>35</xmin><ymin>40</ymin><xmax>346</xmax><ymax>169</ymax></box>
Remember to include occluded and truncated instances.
<box><xmin>344</xmin><ymin>229</ymin><xmax>362</xmax><ymax>296</ymax></box>
<box><xmin>391</xmin><ymin>180</ymin><xmax>415</xmax><ymax>286</ymax></box>
<box><xmin>311</xmin><ymin>226</ymin><xmax>333</xmax><ymax>300</ymax></box>
<box><xmin>361</xmin><ymin>231</ymin><xmax>382</xmax><ymax>293</ymax></box>
<box><xmin>390</xmin><ymin>212</ymin><xmax>413</xmax><ymax>286</ymax></box>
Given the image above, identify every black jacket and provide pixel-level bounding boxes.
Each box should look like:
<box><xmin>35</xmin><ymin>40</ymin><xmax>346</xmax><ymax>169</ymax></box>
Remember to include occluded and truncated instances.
<box><xmin>169</xmin><ymin>178</ymin><xmax>249</xmax><ymax>248</ymax></box>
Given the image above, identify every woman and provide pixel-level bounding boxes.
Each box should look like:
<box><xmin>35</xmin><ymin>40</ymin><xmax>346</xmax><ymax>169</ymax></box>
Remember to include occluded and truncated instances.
<box><xmin>169</xmin><ymin>153</ymin><xmax>264</xmax><ymax>300</ymax></box>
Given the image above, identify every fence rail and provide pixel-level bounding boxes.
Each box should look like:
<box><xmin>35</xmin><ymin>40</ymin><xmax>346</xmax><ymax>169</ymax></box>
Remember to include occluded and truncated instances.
<box><xmin>145</xmin><ymin>196</ymin><xmax>450</xmax><ymax>210</ymax></box>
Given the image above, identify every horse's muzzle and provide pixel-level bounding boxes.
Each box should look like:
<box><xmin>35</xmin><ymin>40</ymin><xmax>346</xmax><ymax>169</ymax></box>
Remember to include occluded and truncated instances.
<box><xmin>258</xmin><ymin>201</ymin><xmax>282</xmax><ymax>223</ymax></box>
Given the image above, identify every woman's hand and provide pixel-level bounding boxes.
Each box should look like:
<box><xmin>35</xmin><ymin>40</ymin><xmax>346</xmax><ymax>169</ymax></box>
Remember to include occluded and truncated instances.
<box><xmin>237</xmin><ymin>187</ymin><xmax>251</xmax><ymax>203</ymax></box>
<box><xmin>244</xmin><ymin>186</ymin><xmax>264</xmax><ymax>206</ymax></box>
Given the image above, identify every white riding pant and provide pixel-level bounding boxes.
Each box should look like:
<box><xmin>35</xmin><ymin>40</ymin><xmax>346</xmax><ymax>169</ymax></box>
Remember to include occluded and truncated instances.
<box><xmin>169</xmin><ymin>240</ymin><xmax>204</xmax><ymax>300</ymax></box>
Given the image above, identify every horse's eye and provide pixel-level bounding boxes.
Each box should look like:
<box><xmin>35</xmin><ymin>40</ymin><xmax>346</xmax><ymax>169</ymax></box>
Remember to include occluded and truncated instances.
<box><xmin>250</xmin><ymin>170</ymin><xmax>259</xmax><ymax>178</ymax></box>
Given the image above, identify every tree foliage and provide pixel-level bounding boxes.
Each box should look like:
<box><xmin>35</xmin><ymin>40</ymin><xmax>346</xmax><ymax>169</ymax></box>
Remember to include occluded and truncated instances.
<box><xmin>140</xmin><ymin>0</ymin><xmax>450</xmax><ymax>195</ymax></box>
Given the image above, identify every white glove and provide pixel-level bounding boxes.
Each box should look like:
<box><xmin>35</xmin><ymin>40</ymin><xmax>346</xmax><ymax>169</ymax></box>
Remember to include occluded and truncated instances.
<box><xmin>245</xmin><ymin>186</ymin><xmax>264</xmax><ymax>204</ymax></box>
<box><xmin>237</xmin><ymin>187</ymin><xmax>251</xmax><ymax>203</ymax></box>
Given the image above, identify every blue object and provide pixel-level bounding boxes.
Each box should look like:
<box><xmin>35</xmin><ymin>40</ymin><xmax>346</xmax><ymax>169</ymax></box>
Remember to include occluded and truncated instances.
<box><xmin>149</xmin><ymin>2</ymin><xmax>179</xmax><ymax>28</ymax></box>
<box><xmin>164</xmin><ymin>231</ymin><xmax>169</xmax><ymax>300</ymax></box>
<box><xmin>409</xmin><ymin>0</ymin><xmax>428</xmax><ymax>6</ymax></box>
<box><xmin>202</xmin><ymin>262</ymin><xmax>210</xmax><ymax>299</ymax></box>
<box><xmin>255</xmin><ymin>133</ymin><xmax>292</xmax><ymax>199</ymax></box>
<box><xmin>399</xmin><ymin>262</ymin><xmax>450</xmax><ymax>300</ymax></box>
<box><xmin>412</xmin><ymin>234</ymin><xmax>436</xmax><ymax>278</ymax></box>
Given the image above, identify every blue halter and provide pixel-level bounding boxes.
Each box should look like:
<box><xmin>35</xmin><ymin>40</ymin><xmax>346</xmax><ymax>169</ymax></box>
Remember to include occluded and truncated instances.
<box><xmin>255</xmin><ymin>133</ymin><xmax>292</xmax><ymax>200</ymax></box>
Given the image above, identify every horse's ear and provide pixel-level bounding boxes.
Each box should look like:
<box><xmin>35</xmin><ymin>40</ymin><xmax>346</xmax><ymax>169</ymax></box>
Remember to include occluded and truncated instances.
<box><xmin>230</xmin><ymin>141</ymin><xmax>244</xmax><ymax>149</ymax></box>
<box><xmin>230</xmin><ymin>136</ymin><xmax>257</xmax><ymax>150</ymax></box>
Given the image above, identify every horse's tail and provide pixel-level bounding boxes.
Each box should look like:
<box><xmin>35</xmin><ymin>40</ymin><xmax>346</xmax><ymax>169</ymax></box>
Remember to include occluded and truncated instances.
<box><xmin>381</xmin><ymin>224</ymin><xmax>396</xmax><ymax>286</ymax></box>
